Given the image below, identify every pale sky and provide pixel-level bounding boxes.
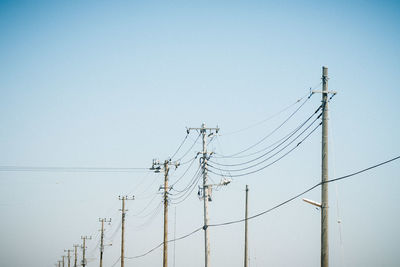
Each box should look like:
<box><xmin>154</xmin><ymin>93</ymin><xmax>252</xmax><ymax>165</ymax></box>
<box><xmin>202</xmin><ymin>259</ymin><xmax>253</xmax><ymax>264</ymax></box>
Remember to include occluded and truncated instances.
<box><xmin>0</xmin><ymin>1</ymin><xmax>399</xmax><ymax>267</ymax></box>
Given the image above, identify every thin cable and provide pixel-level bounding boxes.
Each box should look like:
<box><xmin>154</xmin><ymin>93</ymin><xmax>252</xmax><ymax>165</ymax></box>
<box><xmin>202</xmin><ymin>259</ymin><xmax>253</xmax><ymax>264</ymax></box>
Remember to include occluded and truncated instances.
<box><xmin>136</xmin><ymin>202</ymin><xmax>163</xmax><ymax>229</ymax></box>
<box><xmin>123</xmin><ymin>155</ymin><xmax>400</xmax><ymax>260</ymax></box>
<box><xmin>110</xmin><ymin>257</ymin><xmax>121</xmax><ymax>267</ymax></box>
<box><xmin>325</xmin><ymin>155</ymin><xmax>400</xmax><ymax>184</ymax></box>
<box><xmin>0</xmin><ymin>166</ymin><xmax>150</xmax><ymax>172</ymax></box>
<box><xmin>125</xmin><ymin>227</ymin><xmax>203</xmax><ymax>259</ymax></box>
<box><xmin>170</xmin><ymin>155</ymin><xmax>199</xmax><ymax>188</ymax></box>
<box><xmin>209</xmin><ymin>155</ymin><xmax>400</xmax><ymax>227</ymax></box>
<box><xmin>170</xmin><ymin>133</ymin><xmax>189</xmax><ymax>160</ymax></box>
<box><xmin>210</xmin><ymin>110</ymin><xmax>322</xmax><ymax>167</ymax></box>
<box><xmin>209</xmin><ymin>116</ymin><xmax>321</xmax><ymax>171</ymax></box>
<box><xmin>133</xmin><ymin>199</ymin><xmax>163</xmax><ymax>219</ymax></box>
<box><xmin>218</xmin><ymin>94</ymin><xmax>313</xmax><ymax>158</ymax></box>
<box><xmin>131</xmin><ymin>194</ymin><xmax>160</xmax><ymax>217</ymax></box>
<box><xmin>221</xmin><ymin>91</ymin><xmax>314</xmax><ymax>136</ymax></box>
<box><xmin>213</xmin><ymin>105</ymin><xmax>322</xmax><ymax>160</ymax></box>
<box><xmin>176</xmin><ymin>133</ymin><xmax>201</xmax><ymax>162</ymax></box>
<box><xmin>208</xmin><ymin>122</ymin><xmax>322</xmax><ymax>177</ymax></box>
<box><xmin>170</xmin><ymin>172</ymin><xmax>202</xmax><ymax>205</ymax></box>
<box><xmin>170</xmin><ymin>164</ymin><xmax>202</xmax><ymax>194</ymax></box>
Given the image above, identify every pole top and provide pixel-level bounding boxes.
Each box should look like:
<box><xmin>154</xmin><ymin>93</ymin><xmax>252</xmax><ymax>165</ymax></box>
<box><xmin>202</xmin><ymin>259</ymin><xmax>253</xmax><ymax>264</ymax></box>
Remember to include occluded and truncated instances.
<box><xmin>322</xmin><ymin>66</ymin><xmax>328</xmax><ymax>76</ymax></box>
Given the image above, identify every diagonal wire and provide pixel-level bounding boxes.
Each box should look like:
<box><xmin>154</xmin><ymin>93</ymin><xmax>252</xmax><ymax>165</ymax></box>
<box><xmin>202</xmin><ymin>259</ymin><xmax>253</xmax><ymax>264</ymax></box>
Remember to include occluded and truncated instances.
<box><xmin>217</xmin><ymin>94</ymin><xmax>313</xmax><ymax>158</ymax></box>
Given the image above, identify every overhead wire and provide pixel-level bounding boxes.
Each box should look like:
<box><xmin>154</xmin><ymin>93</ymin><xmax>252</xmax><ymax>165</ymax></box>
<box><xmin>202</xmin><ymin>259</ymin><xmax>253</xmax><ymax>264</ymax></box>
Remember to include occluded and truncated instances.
<box><xmin>131</xmin><ymin>193</ymin><xmax>161</xmax><ymax>217</ymax></box>
<box><xmin>0</xmin><ymin>166</ymin><xmax>151</xmax><ymax>172</ymax></box>
<box><xmin>110</xmin><ymin>257</ymin><xmax>121</xmax><ymax>267</ymax></box>
<box><xmin>169</xmin><ymin>172</ymin><xmax>202</xmax><ymax>205</ymax></box>
<box><xmin>208</xmin><ymin>121</ymin><xmax>322</xmax><ymax>177</ymax></box>
<box><xmin>210</xmin><ymin>107</ymin><xmax>322</xmax><ymax>166</ymax></box>
<box><xmin>216</xmin><ymin>93</ymin><xmax>313</xmax><ymax>158</ymax></box>
<box><xmin>209</xmin><ymin>155</ymin><xmax>400</xmax><ymax>227</ymax></box>
<box><xmin>209</xmin><ymin>114</ymin><xmax>321</xmax><ymax>172</ymax></box>
<box><xmin>170</xmin><ymin>164</ymin><xmax>202</xmax><ymax>194</ymax></box>
<box><xmin>170</xmin><ymin>155</ymin><xmax>199</xmax><ymax>188</ymax></box>
<box><xmin>175</xmin><ymin>133</ymin><xmax>201</xmax><ymax>162</ymax></box>
<box><xmin>101</xmin><ymin>155</ymin><xmax>400</xmax><ymax>261</ymax></box>
<box><xmin>170</xmin><ymin>133</ymin><xmax>189</xmax><ymax>160</ymax></box>
<box><xmin>125</xmin><ymin>227</ymin><xmax>203</xmax><ymax>259</ymax></box>
<box><xmin>136</xmin><ymin>201</ymin><xmax>163</xmax><ymax>229</ymax></box>
<box><xmin>221</xmin><ymin>88</ymin><xmax>319</xmax><ymax>137</ymax></box>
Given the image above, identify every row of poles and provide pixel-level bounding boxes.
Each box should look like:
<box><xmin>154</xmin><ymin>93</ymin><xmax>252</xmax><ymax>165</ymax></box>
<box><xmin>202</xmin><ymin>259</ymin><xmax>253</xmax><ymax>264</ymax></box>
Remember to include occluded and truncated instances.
<box><xmin>56</xmin><ymin>67</ymin><xmax>332</xmax><ymax>267</ymax></box>
<box><xmin>153</xmin><ymin>65</ymin><xmax>332</xmax><ymax>267</ymax></box>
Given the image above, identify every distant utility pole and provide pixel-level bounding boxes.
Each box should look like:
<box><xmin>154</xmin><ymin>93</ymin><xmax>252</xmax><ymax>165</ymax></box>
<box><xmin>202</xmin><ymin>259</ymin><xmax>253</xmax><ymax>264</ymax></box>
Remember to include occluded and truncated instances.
<box><xmin>312</xmin><ymin>66</ymin><xmax>336</xmax><ymax>267</ymax></box>
<box><xmin>150</xmin><ymin>159</ymin><xmax>180</xmax><ymax>267</ymax></box>
<box><xmin>73</xmin><ymin>244</ymin><xmax>80</xmax><ymax>267</ymax></box>
<box><xmin>62</xmin><ymin>255</ymin><xmax>66</xmax><ymax>267</ymax></box>
<box><xmin>187</xmin><ymin>123</ymin><xmax>220</xmax><ymax>267</ymax></box>
<box><xmin>119</xmin><ymin>195</ymin><xmax>134</xmax><ymax>267</ymax></box>
<box><xmin>81</xmin><ymin>236</ymin><xmax>92</xmax><ymax>267</ymax></box>
<box><xmin>64</xmin><ymin>249</ymin><xmax>73</xmax><ymax>267</ymax></box>
<box><xmin>244</xmin><ymin>185</ymin><xmax>249</xmax><ymax>267</ymax></box>
<box><xmin>58</xmin><ymin>260</ymin><xmax>62</xmax><ymax>267</ymax></box>
<box><xmin>99</xmin><ymin>218</ymin><xmax>112</xmax><ymax>267</ymax></box>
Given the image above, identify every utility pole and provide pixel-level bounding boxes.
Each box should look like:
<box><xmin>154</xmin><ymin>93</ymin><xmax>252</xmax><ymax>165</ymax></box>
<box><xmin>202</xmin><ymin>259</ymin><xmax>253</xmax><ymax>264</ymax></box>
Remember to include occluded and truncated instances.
<box><xmin>312</xmin><ymin>67</ymin><xmax>336</xmax><ymax>267</ymax></box>
<box><xmin>62</xmin><ymin>255</ymin><xmax>66</xmax><ymax>267</ymax></box>
<box><xmin>81</xmin><ymin>236</ymin><xmax>92</xmax><ymax>267</ymax></box>
<box><xmin>99</xmin><ymin>218</ymin><xmax>112</xmax><ymax>267</ymax></box>
<box><xmin>58</xmin><ymin>260</ymin><xmax>62</xmax><ymax>267</ymax></box>
<box><xmin>150</xmin><ymin>159</ymin><xmax>180</xmax><ymax>267</ymax></box>
<box><xmin>187</xmin><ymin>123</ymin><xmax>220</xmax><ymax>267</ymax></box>
<box><xmin>321</xmin><ymin>66</ymin><xmax>329</xmax><ymax>267</ymax></box>
<box><xmin>244</xmin><ymin>185</ymin><xmax>249</xmax><ymax>267</ymax></box>
<box><xmin>119</xmin><ymin>195</ymin><xmax>134</xmax><ymax>267</ymax></box>
<box><xmin>73</xmin><ymin>244</ymin><xmax>79</xmax><ymax>267</ymax></box>
<box><xmin>64</xmin><ymin>249</ymin><xmax>73</xmax><ymax>267</ymax></box>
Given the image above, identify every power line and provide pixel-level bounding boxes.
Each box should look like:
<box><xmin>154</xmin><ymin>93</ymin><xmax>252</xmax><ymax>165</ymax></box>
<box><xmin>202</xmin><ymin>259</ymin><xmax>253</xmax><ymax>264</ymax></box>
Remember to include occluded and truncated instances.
<box><xmin>170</xmin><ymin>133</ymin><xmax>189</xmax><ymax>160</ymax></box>
<box><xmin>170</xmin><ymin>155</ymin><xmax>200</xmax><ymax>188</ymax></box>
<box><xmin>221</xmin><ymin>89</ymin><xmax>319</xmax><ymax>136</ymax></box>
<box><xmin>208</xmin><ymin>122</ymin><xmax>322</xmax><ymax>177</ymax></box>
<box><xmin>123</xmin><ymin>155</ymin><xmax>400</xmax><ymax>260</ymax></box>
<box><xmin>110</xmin><ymin>257</ymin><xmax>121</xmax><ymax>267</ymax></box>
<box><xmin>217</xmin><ymin>93</ymin><xmax>313</xmax><ymax>158</ymax></box>
<box><xmin>0</xmin><ymin>166</ymin><xmax>150</xmax><ymax>173</ymax></box>
<box><xmin>125</xmin><ymin>227</ymin><xmax>203</xmax><ymax>259</ymax></box>
<box><xmin>209</xmin><ymin>155</ymin><xmax>400</xmax><ymax>227</ymax></box>
<box><xmin>175</xmin><ymin>133</ymin><xmax>201</xmax><ymax>162</ymax></box>
<box><xmin>209</xmin><ymin>110</ymin><xmax>322</xmax><ymax>167</ymax></box>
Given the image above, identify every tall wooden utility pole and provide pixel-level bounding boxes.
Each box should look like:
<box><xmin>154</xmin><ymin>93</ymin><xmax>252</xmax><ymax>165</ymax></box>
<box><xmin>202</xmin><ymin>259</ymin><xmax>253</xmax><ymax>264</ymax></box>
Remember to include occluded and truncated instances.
<box><xmin>62</xmin><ymin>255</ymin><xmax>66</xmax><ymax>267</ymax></box>
<box><xmin>64</xmin><ymin>249</ymin><xmax>73</xmax><ymax>267</ymax></box>
<box><xmin>99</xmin><ymin>218</ymin><xmax>111</xmax><ymax>267</ymax></box>
<box><xmin>150</xmin><ymin>159</ymin><xmax>180</xmax><ymax>267</ymax></box>
<box><xmin>119</xmin><ymin>195</ymin><xmax>134</xmax><ymax>267</ymax></box>
<box><xmin>187</xmin><ymin>123</ymin><xmax>220</xmax><ymax>267</ymax></box>
<box><xmin>73</xmin><ymin>244</ymin><xmax>79</xmax><ymax>267</ymax></box>
<box><xmin>312</xmin><ymin>66</ymin><xmax>335</xmax><ymax>267</ymax></box>
<box><xmin>321</xmin><ymin>66</ymin><xmax>329</xmax><ymax>267</ymax></box>
<box><xmin>81</xmin><ymin>236</ymin><xmax>92</xmax><ymax>267</ymax></box>
<box><xmin>244</xmin><ymin>185</ymin><xmax>249</xmax><ymax>267</ymax></box>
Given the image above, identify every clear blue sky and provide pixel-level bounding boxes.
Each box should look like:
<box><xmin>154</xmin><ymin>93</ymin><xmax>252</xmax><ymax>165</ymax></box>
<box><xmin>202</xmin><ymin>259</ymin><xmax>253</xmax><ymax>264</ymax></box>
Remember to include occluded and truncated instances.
<box><xmin>0</xmin><ymin>1</ymin><xmax>399</xmax><ymax>267</ymax></box>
